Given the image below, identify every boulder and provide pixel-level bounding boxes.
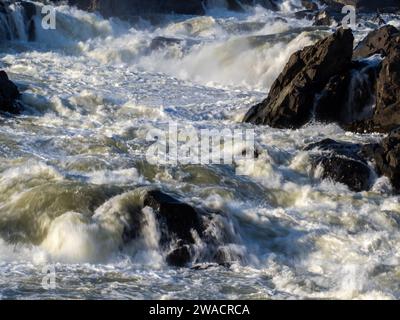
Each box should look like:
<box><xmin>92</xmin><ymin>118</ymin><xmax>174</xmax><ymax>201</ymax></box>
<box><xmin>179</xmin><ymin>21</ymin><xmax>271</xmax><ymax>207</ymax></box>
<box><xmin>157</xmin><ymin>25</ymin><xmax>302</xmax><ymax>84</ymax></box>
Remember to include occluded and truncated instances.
<box><xmin>243</xmin><ymin>28</ymin><xmax>354</xmax><ymax>129</ymax></box>
<box><xmin>121</xmin><ymin>189</ymin><xmax>242</xmax><ymax>267</ymax></box>
<box><xmin>0</xmin><ymin>70</ymin><xmax>21</xmax><ymax>114</ymax></box>
<box><xmin>353</xmin><ymin>25</ymin><xmax>400</xmax><ymax>59</ymax></box>
<box><xmin>122</xmin><ymin>189</ymin><xmax>204</xmax><ymax>267</ymax></box>
<box><xmin>143</xmin><ymin>190</ymin><xmax>203</xmax><ymax>245</ymax></box>
<box><xmin>305</xmin><ymin>139</ymin><xmax>373</xmax><ymax>192</ymax></box>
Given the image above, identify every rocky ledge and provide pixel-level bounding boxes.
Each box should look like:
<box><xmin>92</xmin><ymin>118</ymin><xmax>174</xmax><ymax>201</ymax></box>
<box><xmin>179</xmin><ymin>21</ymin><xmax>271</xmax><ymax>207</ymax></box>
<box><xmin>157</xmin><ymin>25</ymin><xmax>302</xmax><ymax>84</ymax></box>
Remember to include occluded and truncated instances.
<box><xmin>243</xmin><ymin>24</ymin><xmax>400</xmax><ymax>192</ymax></box>
<box><xmin>243</xmin><ymin>26</ymin><xmax>400</xmax><ymax>131</ymax></box>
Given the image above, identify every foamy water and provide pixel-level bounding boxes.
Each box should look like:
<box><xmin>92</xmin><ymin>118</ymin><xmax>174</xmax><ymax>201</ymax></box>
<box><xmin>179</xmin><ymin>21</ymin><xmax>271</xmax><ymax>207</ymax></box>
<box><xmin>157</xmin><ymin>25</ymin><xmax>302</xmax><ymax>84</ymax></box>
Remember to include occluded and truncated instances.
<box><xmin>1</xmin><ymin>1</ymin><xmax>400</xmax><ymax>300</ymax></box>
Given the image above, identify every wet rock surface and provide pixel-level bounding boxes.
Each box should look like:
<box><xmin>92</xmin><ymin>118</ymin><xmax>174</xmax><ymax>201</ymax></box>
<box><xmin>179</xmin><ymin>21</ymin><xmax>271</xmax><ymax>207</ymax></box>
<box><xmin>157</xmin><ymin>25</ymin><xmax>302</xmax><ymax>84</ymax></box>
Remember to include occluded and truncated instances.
<box><xmin>353</xmin><ymin>25</ymin><xmax>400</xmax><ymax>59</ymax></box>
<box><xmin>305</xmin><ymin>139</ymin><xmax>373</xmax><ymax>192</ymax></box>
<box><xmin>243</xmin><ymin>28</ymin><xmax>354</xmax><ymax>129</ymax></box>
<box><xmin>122</xmin><ymin>189</ymin><xmax>240</xmax><ymax>267</ymax></box>
<box><xmin>0</xmin><ymin>70</ymin><xmax>21</xmax><ymax>114</ymax></box>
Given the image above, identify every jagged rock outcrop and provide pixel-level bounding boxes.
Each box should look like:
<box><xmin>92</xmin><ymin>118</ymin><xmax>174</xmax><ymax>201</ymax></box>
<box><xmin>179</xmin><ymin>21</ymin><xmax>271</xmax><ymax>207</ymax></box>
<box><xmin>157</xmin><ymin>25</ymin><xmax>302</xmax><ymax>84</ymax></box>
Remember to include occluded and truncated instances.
<box><xmin>0</xmin><ymin>70</ymin><xmax>21</xmax><ymax>114</ymax></box>
<box><xmin>244</xmin><ymin>25</ymin><xmax>400</xmax><ymax>133</ymax></box>
<box><xmin>305</xmin><ymin>139</ymin><xmax>373</xmax><ymax>192</ymax></box>
<box><xmin>243</xmin><ymin>28</ymin><xmax>354</xmax><ymax>129</ymax></box>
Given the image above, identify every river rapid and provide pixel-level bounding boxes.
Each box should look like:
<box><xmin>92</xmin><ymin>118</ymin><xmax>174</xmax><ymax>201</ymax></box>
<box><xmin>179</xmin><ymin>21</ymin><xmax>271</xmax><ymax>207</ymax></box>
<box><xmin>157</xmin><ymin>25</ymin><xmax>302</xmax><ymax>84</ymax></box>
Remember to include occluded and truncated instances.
<box><xmin>1</xmin><ymin>0</ymin><xmax>400</xmax><ymax>299</ymax></box>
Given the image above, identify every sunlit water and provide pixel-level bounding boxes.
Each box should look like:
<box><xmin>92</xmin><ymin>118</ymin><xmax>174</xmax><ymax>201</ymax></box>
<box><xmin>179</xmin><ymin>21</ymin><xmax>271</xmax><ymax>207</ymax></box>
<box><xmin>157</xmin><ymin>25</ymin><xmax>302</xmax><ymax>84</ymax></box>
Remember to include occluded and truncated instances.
<box><xmin>1</xmin><ymin>1</ymin><xmax>400</xmax><ymax>300</ymax></box>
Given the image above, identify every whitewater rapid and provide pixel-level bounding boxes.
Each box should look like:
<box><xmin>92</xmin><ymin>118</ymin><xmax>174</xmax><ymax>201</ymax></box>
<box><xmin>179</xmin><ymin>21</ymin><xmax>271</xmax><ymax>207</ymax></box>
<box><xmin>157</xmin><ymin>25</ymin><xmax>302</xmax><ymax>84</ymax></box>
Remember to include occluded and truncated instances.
<box><xmin>1</xmin><ymin>1</ymin><xmax>400</xmax><ymax>299</ymax></box>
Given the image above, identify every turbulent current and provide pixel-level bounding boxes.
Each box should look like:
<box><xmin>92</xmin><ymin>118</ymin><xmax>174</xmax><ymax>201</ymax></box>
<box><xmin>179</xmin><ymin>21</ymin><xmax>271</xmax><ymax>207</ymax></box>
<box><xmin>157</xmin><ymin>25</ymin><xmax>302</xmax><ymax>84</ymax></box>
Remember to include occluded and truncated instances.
<box><xmin>1</xmin><ymin>1</ymin><xmax>400</xmax><ymax>299</ymax></box>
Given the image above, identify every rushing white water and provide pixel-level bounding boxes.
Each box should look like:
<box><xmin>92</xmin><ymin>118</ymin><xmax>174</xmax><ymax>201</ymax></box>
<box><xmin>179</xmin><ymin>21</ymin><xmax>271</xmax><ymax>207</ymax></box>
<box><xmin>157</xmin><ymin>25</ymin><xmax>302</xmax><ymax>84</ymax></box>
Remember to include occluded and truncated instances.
<box><xmin>1</xmin><ymin>1</ymin><xmax>400</xmax><ymax>299</ymax></box>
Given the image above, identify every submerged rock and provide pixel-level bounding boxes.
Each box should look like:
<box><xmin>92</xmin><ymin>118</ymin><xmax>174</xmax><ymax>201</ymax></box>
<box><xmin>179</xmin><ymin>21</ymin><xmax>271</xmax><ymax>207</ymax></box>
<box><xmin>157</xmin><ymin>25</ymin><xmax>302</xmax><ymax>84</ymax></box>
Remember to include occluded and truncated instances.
<box><xmin>122</xmin><ymin>190</ymin><xmax>203</xmax><ymax>267</ymax></box>
<box><xmin>243</xmin><ymin>28</ymin><xmax>354</xmax><ymax>129</ymax></box>
<box><xmin>143</xmin><ymin>190</ymin><xmax>203</xmax><ymax>245</ymax></box>
<box><xmin>149</xmin><ymin>36</ymin><xmax>183</xmax><ymax>51</ymax></box>
<box><xmin>121</xmin><ymin>189</ymin><xmax>242</xmax><ymax>267</ymax></box>
<box><xmin>305</xmin><ymin>139</ymin><xmax>373</xmax><ymax>192</ymax></box>
<box><xmin>0</xmin><ymin>70</ymin><xmax>21</xmax><ymax>114</ymax></box>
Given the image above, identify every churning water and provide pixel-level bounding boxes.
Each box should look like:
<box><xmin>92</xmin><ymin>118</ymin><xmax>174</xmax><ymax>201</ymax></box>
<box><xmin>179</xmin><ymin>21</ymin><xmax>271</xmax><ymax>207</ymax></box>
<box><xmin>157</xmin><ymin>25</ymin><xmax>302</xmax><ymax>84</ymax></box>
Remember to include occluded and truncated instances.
<box><xmin>1</xmin><ymin>1</ymin><xmax>400</xmax><ymax>299</ymax></box>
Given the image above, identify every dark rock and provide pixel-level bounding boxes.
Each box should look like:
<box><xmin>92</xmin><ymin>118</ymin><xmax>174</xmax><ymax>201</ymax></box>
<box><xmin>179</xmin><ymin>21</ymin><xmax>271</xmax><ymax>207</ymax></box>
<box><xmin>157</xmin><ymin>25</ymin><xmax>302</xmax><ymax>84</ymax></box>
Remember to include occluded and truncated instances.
<box><xmin>315</xmin><ymin>59</ymin><xmax>381</xmax><ymax>126</ymax></box>
<box><xmin>305</xmin><ymin>139</ymin><xmax>373</xmax><ymax>191</ymax></box>
<box><xmin>123</xmin><ymin>190</ymin><xmax>204</xmax><ymax>267</ymax></box>
<box><xmin>150</xmin><ymin>36</ymin><xmax>183</xmax><ymax>51</ymax></box>
<box><xmin>243</xmin><ymin>28</ymin><xmax>354</xmax><ymax>129</ymax></box>
<box><xmin>362</xmin><ymin>129</ymin><xmax>400</xmax><ymax>191</ymax></box>
<box><xmin>353</xmin><ymin>25</ymin><xmax>400</xmax><ymax>59</ymax></box>
<box><xmin>372</xmin><ymin>41</ymin><xmax>400</xmax><ymax>133</ymax></box>
<box><xmin>122</xmin><ymin>189</ymin><xmax>204</xmax><ymax>267</ymax></box>
<box><xmin>143</xmin><ymin>190</ymin><xmax>203</xmax><ymax>245</ymax></box>
<box><xmin>122</xmin><ymin>189</ymin><xmax>242</xmax><ymax>267</ymax></box>
<box><xmin>314</xmin><ymin>72</ymin><xmax>351</xmax><ymax>123</ymax></box>
<box><xmin>0</xmin><ymin>70</ymin><xmax>21</xmax><ymax>114</ymax></box>
<box><xmin>166</xmin><ymin>244</ymin><xmax>191</xmax><ymax>267</ymax></box>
